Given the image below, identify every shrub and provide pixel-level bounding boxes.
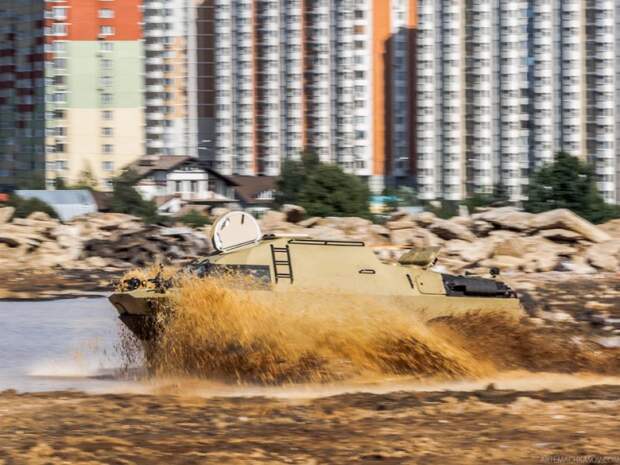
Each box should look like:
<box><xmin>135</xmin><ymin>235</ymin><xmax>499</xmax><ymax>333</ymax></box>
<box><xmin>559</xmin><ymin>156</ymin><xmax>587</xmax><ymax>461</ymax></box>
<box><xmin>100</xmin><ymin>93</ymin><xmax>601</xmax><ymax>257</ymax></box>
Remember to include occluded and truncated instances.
<box><xmin>7</xmin><ymin>194</ymin><xmax>59</xmax><ymax>219</ymax></box>
<box><xmin>110</xmin><ymin>169</ymin><xmax>161</xmax><ymax>224</ymax></box>
<box><xmin>178</xmin><ymin>210</ymin><xmax>211</xmax><ymax>228</ymax></box>
<box><xmin>525</xmin><ymin>152</ymin><xmax>620</xmax><ymax>224</ymax></box>
<box><xmin>276</xmin><ymin>150</ymin><xmax>371</xmax><ymax>218</ymax></box>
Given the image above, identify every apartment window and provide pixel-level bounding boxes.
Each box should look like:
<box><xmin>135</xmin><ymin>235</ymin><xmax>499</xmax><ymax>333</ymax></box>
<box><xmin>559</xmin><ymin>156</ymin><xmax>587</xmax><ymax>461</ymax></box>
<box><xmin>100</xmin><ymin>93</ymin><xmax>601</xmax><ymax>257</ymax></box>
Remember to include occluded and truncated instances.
<box><xmin>100</xmin><ymin>76</ymin><xmax>112</xmax><ymax>87</ymax></box>
<box><xmin>101</xmin><ymin>93</ymin><xmax>113</xmax><ymax>105</ymax></box>
<box><xmin>53</xmin><ymin>92</ymin><xmax>66</xmax><ymax>103</ymax></box>
<box><xmin>53</xmin><ymin>109</ymin><xmax>66</xmax><ymax>119</ymax></box>
<box><xmin>101</xmin><ymin>127</ymin><xmax>113</xmax><ymax>137</ymax></box>
<box><xmin>99</xmin><ymin>9</ymin><xmax>114</xmax><ymax>19</ymax></box>
<box><xmin>53</xmin><ymin>58</ymin><xmax>66</xmax><ymax>70</ymax></box>
<box><xmin>99</xmin><ymin>42</ymin><xmax>114</xmax><ymax>52</ymax></box>
<box><xmin>52</xmin><ymin>75</ymin><xmax>66</xmax><ymax>86</ymax></box>
<box><xmin>102</xmin><ymin>161</ymin><xmax>114</xmax><ymax>172</ymax></box>
<box><xmin>52</xmin><ymin>7</ymin><xmax>67</xmax><ymax>20</ymax></box>
<box><xmin>102</xmin><ymin>110</ymin><xmax>113</xmax><ymax>121</ymax></box>
<box><xmin>99</xmin><ymin>26</ymin><xmax>114</xmax><ymax>36</ymax></box>
<box><xmin>56</xmin><ymin>160</ymin><xmax>67</xmax><ymax>170</ymax></box>
<box><xmin>53</xmin><ymin>41</ymin><xmax>66</xmax><ymax>53</ymax></box>
<box><xmin>55</xmin><ymin>143</ymin><xmax>66</xmax><ymax>153</ymax></box>
<box><xmin>55</xmin><ymin>127</ymin><xmax>66</xmax><ymax>136</ymax></box>
<box><xmin>102</xmin><ymin>144</ymin><xmax>114</xmax><ymax>154</ymax></box>
<box><xmin>51</xmin><ymin>23</ymin><xmax>67</xmax><ymax>36</ymax></box>
<box><xmin>101</xmin><ymin>59</ymin><xmax>113</xmax><ymax>70</ymax></box>
<box><xmin>190</xmin><ymin>180</ymin><xmax>198</xmax><ymax>193</ymax></box>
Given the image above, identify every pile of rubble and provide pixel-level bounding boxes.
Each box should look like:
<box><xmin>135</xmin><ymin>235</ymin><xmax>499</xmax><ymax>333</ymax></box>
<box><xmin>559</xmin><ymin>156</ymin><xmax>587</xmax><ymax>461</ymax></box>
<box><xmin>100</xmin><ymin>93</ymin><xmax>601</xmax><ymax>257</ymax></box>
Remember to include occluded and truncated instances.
<box><xmin>0</xmin><ymin>207</ymin><xmax>212</xmax><ymax>271</ymax></box>
<box><xmin>261</xmin><ymin>205</ymin><xmax>620</xmax><ymax>275</ymax></box>
<box><xmin>0</xmin><ymin>203</ymin><xmax>618</xmax><ymax>275</ymax></box>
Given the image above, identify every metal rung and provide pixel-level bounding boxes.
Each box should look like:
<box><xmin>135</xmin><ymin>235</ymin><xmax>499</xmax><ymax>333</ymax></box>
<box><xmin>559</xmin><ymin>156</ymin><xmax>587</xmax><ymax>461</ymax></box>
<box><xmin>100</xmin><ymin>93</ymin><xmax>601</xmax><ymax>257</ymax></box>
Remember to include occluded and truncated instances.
<box><xmin>270</xmin><ymin>244</ymin><xmax>294</xmax><ymax>284</ymax></box>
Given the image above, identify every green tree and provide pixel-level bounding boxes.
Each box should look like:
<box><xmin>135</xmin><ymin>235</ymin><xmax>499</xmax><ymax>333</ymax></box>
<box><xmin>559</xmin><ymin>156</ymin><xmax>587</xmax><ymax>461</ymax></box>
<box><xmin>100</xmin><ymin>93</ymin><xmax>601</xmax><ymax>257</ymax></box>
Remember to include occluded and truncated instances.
<box><xmin>178</xmin><ymin>210</ymin><xmax>211</xmax><ymax>228</ymax></box>
<box><xmin>74</xmin><ymin>165</ymin><xmax>98</xmax><ymax>190</ymax></box>
<box><xmin>275</xmin><ymin>149</ymin><xmax>371</xmax><ymax>218</ymax></box>
<box><xmin>464</xmin><ymin>185</ymin><xmax>510</xmax><ymax>212</ymax></box>
<box><xmin>110</xmin><ymin>169</ymin><xmax>161</xmax><ymax>223</ymax></box>
<box><xmin>275</xmin><ymin>150</ymin><xmax>321</xmax><ymax>206</ymax></box>
<box><xmin>53</xmin><ymin>177</ymin><xmax>67</xmax><ymax>190</ymax></box>
<box><xmin>7</xmin><ymin>194</ymin><xmax>59</xmax><ymax>219</ymax></box>
<box><xmin>525</xmin><ymin>152</ymin><xmax>620</xmax><ymax>224</ymax></box>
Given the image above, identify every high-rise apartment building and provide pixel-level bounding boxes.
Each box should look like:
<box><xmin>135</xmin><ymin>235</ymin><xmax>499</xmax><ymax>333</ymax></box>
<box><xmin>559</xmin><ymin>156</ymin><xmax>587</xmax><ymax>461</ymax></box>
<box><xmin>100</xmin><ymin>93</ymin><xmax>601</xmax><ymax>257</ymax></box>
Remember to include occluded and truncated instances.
<box><xmin>143</xmin><ymin>0</ymin><xmax>203</xmax><ymax>158</ymax></box>
<box><xmin>417</xmin><ymin>0</ymin><xmax>620</xmax><ymax>204</ymax></box>
<box><xmin>0</xmin><ymin>0</ymin><xmax>144</xmax><ymax>190</ymax></box>
<box><xmin>417</xmin><ymin>0</ymin><xmax>529</xmax><ymax>202</ymax></box>
<box><xmin>199</xmin><ymin>0</ymin><xmax>418</xmax><ymax>192</ymax></box>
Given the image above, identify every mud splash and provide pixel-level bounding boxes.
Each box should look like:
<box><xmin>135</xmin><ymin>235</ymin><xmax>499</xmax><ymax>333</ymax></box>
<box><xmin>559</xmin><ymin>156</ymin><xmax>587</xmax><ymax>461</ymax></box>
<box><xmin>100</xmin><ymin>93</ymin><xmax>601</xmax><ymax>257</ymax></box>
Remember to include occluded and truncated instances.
<box><xmin>121</xmin><ymin>272</ymin><xmax>620</xmax><ymax>385</ymax></box>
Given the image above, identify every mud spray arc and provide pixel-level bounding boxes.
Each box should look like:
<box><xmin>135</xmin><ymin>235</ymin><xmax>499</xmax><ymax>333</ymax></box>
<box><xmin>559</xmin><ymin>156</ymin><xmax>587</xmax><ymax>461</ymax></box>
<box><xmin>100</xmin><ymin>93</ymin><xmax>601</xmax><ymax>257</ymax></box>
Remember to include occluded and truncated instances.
<box><xmin>119</xmin><ymin>272</ymin><xmax>620</xmax><ymax>385</ymax></box>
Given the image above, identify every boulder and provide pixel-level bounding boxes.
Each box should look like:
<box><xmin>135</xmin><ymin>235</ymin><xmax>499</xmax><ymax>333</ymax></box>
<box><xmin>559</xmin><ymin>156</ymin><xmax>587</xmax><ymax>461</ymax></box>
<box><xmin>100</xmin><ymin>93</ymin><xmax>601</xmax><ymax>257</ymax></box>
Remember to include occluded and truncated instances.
<box><xmin>537</xmin><ymin>228</ymin><xmax>584</xmax><ymax>243</ymax></box>
<box><xmin>389</xmin><ymin>227</ymin><xmax>442</xmax><ymax>248</ymax></box>
<box><xmin>585</xmin><ymin>239</ymin><xmax>620</xmax><ymax>271</ymax></box>
<box><xmin>259</xmin><ymin>210</ymin><xmax>287</xmax><ymax>229</ymax></box>
<box><xmin>324</xmin><ymin>216</ymin><xmax>372</xmax><ymax>231</ymax></box>
<box><xmin>471</xmin><ymin>220</ymin><xmax>494</xmax><ymax>237</ymax></box>
<box><xmin>529</xmin><ymin>209</ymin><xmax>611</xmax><ymax>243</ymax></box>
<box><xmin>560</xmin><ymin>257</ymin><xmax>597</xmax><ymax>274</ymax></box>
<box><xmin>480</xmin><ymin>255</ymin><xmax>524</xmax><ymax>271</ymax></box>
<box><xmin>27</xmin><ymin>211</ymin><xmax>53</xmax><ymax>222</ymax></box>
<box><xmin>599</xmin><ymin>219</ymin><xmax>620</xmax><ymax>239</ymax></box>
<box><xmin>388</xmin><ymin>210</ymin><xmax>411</xmax><ymax>222</ymax></box>
<box><xmin>520</xmin><ymin>252</ymin><xmax>560</xmax><ymax>273</ymax></box>
<box><xmin>0</xmin><ymin>207</ymin><xmax>14</xmax><ymax>224</ymax></box>
<box><xmin>305</xmin><ymin>225</ymin><xmax>347</xmax><ymax>241</ymax></box>
<box><xmin>297</xmin><ymin>217</ymin><xmax>322</xmax><ymax>228</ymax></box>
<box><xmin>492</xmin><ymin>235</ymin><xmax>573</xmax><ymax>260</ymax></box>
<box><xmin>386</xmin><ymin>219</ymin><xmax>418</xmax><ymax>230</ymax></box>
<box><xmin>412</xmin><ymin>211</ymin><xmax>437</xmax><ymax>227</ymax></box>
<box><xmin>209</xmin><ymin>207</ymin><xmax>231</xmax><ymax>219</ymax></box>
<box><xmin>458</xmin><ymin>240</ymin><xmax>495</xmax><ymax>263</ymax></box>
<box><xmin>428</xmin><ymin>219</ymin><xmax>476</xmax><ymax>242</ymax></box>
<box><xmin>281</xmin><ymin>204</ymin><xmax>306</xmax><ymax>223</ymax></box>
<box><xmin>472</xmin><ymin>207</ymin><xmax>534</xmax><ymax>231</ymax></box>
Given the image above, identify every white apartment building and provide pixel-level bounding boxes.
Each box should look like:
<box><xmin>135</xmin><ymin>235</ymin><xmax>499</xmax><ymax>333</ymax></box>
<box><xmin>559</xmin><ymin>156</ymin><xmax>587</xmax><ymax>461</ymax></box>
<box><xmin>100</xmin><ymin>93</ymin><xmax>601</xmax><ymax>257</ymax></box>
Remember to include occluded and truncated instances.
<box><xmin>417</xmin><ymin>0</ymin><xmax>620</xmax><ymax>205</ymax></box>
<box><xmin>143</xmin><ymin>0</ymin><xmax>202</xmax><ymax>158</ymax></box>
<box><xmin>417</xmin><ymin>0</ymin><xmax>529</xmax><ymax>202</ymax></box>
<box><xmin>200</xmin><ymin>0</ymin><xmax>418</xmax><ymax>192</ymax></box>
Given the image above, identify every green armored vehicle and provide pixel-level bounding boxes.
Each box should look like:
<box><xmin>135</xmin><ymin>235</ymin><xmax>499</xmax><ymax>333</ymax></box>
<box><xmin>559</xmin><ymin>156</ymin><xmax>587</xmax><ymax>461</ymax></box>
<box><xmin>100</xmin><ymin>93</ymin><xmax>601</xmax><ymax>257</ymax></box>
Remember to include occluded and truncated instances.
<box><xmin>110</xmin><ymin>212</ymin><xmax>523</xmax><ymax>341</ymax></box>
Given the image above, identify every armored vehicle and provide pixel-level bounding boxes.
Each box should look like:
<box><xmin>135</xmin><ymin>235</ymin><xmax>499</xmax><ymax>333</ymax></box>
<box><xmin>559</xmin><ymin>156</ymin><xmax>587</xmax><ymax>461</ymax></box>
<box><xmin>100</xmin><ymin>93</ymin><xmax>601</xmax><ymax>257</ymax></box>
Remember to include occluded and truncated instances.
<box><xmin>110</xmin><ymin>212</ymin><xmax>523</xmax><ymax>341</ymax></box>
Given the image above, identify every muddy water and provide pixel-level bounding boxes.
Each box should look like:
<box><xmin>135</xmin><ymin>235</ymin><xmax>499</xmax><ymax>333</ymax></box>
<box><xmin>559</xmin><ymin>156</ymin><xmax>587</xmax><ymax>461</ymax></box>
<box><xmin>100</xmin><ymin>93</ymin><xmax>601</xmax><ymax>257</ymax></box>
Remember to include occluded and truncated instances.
<box><xmin>2</xmin><ymin>297</ymin><xmax>620</xmax><ymax>398</ymax></box>
<box><xmin>0</xmin><ymin>298</ymin><xmax>139</xmax><ymax>393</ymax></box>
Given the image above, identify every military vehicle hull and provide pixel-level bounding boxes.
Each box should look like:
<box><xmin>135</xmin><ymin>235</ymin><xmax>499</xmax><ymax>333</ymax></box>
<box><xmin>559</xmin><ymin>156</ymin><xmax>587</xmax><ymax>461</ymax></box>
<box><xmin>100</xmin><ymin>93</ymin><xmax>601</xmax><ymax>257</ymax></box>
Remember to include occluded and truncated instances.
<box><xmin>109</xmin><ymin>235</ymin><xmax>524</xmax><ymax>341</ymax></box>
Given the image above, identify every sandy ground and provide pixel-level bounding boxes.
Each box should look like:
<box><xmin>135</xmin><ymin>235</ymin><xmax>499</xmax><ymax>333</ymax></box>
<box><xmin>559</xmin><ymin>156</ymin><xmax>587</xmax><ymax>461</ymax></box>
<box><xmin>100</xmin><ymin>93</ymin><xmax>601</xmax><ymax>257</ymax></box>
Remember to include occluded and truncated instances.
<box><xmin>1</xmin><ymin>382</ymin><xmax>620</xmax><ymax>465</ymax></box>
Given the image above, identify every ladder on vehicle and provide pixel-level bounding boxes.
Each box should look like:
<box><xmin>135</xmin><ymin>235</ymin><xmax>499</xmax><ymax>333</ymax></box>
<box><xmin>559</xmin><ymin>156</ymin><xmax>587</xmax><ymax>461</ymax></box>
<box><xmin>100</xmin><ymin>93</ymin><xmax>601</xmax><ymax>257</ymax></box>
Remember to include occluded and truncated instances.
<box><xmin>270</xmin><ymin>244</ymin><xmax>294</xmax><ymax>283</ymax></box>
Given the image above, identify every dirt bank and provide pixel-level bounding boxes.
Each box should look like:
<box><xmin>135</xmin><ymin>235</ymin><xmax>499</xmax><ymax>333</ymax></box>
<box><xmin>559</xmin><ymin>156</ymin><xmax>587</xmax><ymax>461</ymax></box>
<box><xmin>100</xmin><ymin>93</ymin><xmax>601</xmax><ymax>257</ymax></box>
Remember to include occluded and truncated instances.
<box><xmin>2</xmin><ymin>384</ymin><xmax>620</xmax><ymax>464</ymax></box>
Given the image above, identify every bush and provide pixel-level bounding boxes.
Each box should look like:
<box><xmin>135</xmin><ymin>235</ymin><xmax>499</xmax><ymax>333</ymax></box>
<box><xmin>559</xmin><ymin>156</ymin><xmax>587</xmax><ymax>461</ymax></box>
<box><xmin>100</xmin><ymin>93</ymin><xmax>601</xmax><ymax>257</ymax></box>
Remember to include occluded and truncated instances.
<box><xmin>525</xmin><ymin>152</ymin><xmax>620</xmax><ymax>224</ymax></box>
<box><xmin>276</xmin><ymin>150</ymin><xmax>371</xmax><ymax>218</ymax></box>
<box><xmin>110</xmin><ymin>169</ymin><xmax>161</xmax><ymax>224</ymax></box>
<box><xmin>178</xmin><ymin>210</ymin><xmax>211</xmax><ymax>228</ymax></box>
<box><xmin>7</xmin><ymin>194</ymin><xmax>59</xmax><ymax>220</ymax></box>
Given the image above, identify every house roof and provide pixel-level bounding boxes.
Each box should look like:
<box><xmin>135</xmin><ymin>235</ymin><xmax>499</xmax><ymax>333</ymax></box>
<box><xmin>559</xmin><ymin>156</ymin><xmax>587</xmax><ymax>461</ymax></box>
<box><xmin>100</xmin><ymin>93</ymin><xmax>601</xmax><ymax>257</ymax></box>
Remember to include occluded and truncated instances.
<box><xmin>126</xmin><ymin>156</ymin><xmax>238</xmax><ymax>186</ymax></box>
<box><xmin>229</xmin><ymin>176</ymin><xmax>277</xmax><ymax>204</ymax></box>
<box><xmin>152</xmin><ymin>194</ymin><xmax>180</xmax><ymax>207</ymax></box>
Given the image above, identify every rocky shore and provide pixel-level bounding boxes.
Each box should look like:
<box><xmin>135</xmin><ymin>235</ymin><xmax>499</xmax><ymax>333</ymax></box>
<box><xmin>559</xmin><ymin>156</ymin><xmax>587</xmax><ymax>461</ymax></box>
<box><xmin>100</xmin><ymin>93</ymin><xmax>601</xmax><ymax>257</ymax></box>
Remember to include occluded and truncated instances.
<box><xmin>0</xmin><ymin>205</ymin><xmax>619</xmax><ymax>302</ymax></box>
<box><xmin>1</xmin><ymin>205</ymin><xmax>619</xmax><ymax>275</ymax></box>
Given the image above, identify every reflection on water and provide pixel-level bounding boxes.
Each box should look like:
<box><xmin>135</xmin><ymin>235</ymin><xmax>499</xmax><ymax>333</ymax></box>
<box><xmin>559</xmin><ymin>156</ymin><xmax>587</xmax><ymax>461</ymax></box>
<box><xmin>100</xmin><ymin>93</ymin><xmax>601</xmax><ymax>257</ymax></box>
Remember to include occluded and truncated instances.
<box><xmin>0</xmin><ymin>298</ymin><xmax>140</xmax><ymax>393</ymax></box>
